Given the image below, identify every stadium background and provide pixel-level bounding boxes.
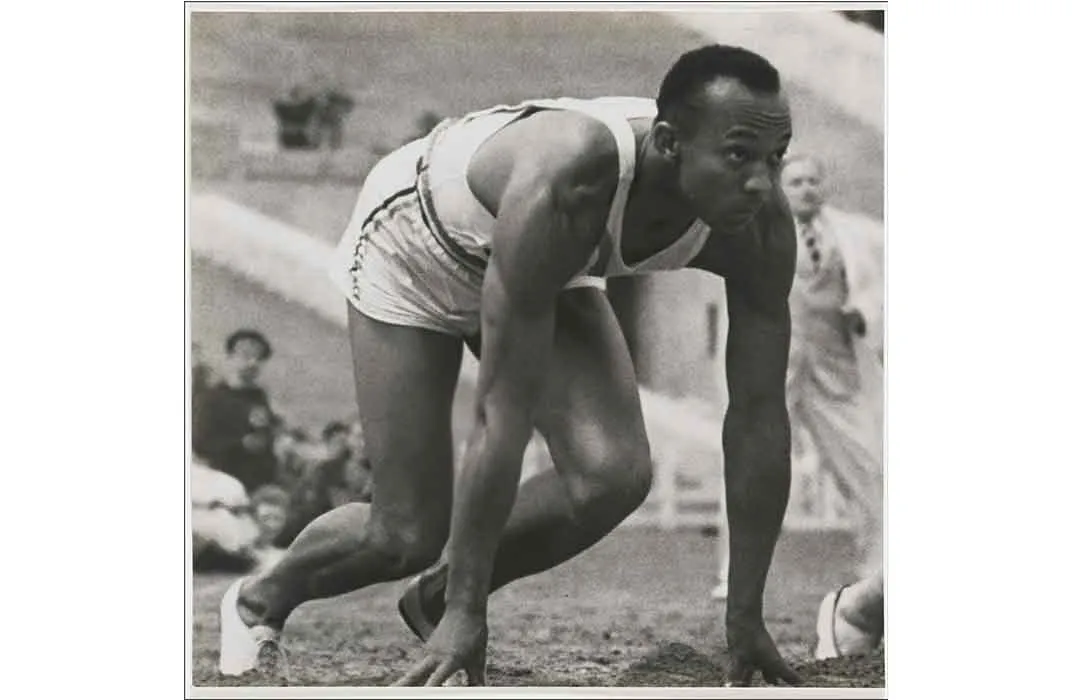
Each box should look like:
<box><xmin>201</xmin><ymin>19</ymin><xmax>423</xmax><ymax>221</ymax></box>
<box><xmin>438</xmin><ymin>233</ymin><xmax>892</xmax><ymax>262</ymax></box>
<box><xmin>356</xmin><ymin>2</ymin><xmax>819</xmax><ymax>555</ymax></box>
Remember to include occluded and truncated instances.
<box><xmin>189</xmin><ymin>9</ymin><xmax>885</xmax><ymax>687</ymax></box>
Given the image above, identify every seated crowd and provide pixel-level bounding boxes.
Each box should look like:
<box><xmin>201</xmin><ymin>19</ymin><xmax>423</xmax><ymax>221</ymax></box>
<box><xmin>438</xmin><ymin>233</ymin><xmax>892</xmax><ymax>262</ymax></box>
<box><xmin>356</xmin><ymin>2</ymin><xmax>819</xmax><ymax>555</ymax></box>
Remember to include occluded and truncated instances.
<box><xmin>191</xmin><ymin>329</ymin><xmax>372</xmax><ymax>573</ymax></box>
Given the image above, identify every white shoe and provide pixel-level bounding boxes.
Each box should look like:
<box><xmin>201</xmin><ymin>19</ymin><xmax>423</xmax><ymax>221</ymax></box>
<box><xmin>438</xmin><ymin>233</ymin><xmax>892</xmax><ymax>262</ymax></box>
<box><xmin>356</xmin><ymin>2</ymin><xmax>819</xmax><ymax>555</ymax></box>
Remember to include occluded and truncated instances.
<box><xmin>814</xmin><ymin>586</ymin><xmax>878</xmax><ymax>660</ymax></box>
<box><xmin>218</xmin><ymin>576</ymin><xmax>284</xmax><ymax>676</ymax></box>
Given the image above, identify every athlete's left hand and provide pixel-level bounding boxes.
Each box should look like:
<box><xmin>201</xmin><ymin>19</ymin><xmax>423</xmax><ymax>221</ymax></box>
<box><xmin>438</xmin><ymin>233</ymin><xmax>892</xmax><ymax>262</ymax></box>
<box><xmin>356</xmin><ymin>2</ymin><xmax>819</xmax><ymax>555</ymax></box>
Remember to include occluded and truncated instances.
<box><xmin>393</xmin><ymin>608</ymin><xmax>488</xmax><ymax>686</ymax></box>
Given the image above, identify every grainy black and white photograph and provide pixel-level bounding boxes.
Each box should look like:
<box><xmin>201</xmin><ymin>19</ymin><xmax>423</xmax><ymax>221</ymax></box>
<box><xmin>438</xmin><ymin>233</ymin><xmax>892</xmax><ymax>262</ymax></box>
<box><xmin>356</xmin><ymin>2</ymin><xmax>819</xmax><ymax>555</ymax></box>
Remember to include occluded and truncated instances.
<box><xmin>187</xmin><ymin>2</ymin><xmax>886</xmax><ymax>691</ymax></box>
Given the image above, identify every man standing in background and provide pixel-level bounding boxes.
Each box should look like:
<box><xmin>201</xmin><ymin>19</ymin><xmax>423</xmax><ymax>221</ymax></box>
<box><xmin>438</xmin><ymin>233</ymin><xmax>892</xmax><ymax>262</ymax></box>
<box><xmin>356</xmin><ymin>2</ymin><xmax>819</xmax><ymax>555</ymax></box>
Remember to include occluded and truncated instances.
<box><xmin>193</xmin><ymin>329</ymin><xmax>280</xmax><ymax>495</ymax></box>
<box><xmin>713</xmin><ymin>152</ymin><xmax>883</xmax><ymax>599</ymax></box>
<box><xmin>779</xmin><ymin>152</ymin><xmax>883</xmax><ymax>580</ymax></box>
<box><xmin>778</xmin><ymin>153</ymin><xmax>885</xmax><ymax>661</ymax></box>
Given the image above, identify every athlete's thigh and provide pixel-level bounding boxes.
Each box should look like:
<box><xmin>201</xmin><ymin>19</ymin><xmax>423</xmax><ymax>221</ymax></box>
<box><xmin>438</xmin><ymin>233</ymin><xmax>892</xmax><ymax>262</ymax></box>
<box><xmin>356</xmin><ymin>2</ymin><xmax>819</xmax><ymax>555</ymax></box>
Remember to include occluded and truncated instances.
<box><xmin>535</xmin><ymin>287</ymin><xmax>650</xmax><ymax>485</ymax></box>
<box><xmin>348</xmin><ymin>305</ymin><xmax>463</xmax><ymax>530</ymax></box>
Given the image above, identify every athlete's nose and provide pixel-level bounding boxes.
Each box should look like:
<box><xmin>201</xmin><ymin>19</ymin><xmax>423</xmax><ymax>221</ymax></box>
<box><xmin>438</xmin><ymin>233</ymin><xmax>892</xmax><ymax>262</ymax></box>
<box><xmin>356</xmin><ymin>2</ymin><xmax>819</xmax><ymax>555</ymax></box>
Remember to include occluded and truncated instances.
<box><xmin>744</xmin><ymin>166</ymin><xmax>773</xmax><ymax>195</ymax></box>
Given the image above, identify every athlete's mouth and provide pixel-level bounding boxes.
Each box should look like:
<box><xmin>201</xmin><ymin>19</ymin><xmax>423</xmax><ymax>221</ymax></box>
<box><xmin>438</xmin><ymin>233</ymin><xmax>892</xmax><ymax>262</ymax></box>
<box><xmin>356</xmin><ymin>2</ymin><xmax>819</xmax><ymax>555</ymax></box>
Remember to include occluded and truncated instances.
<box><xmin>727</xmin><ymin>207</ymin><xmax>759</xmax><ymax>224</ymax></box>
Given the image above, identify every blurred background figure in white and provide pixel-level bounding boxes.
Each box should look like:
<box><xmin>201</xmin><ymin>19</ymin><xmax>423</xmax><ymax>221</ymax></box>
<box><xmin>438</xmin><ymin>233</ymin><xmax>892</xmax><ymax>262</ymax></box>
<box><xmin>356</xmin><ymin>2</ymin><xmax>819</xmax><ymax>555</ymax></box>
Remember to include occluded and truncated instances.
<box><xmin>191</xmin><ymin>460</ymin><xmax>260</xmax><ymax>572</ymax></box>
<box><xmin>712</xmin><ymin>152</ymin><xmax>884</xmax><ymax>599</ymax></box>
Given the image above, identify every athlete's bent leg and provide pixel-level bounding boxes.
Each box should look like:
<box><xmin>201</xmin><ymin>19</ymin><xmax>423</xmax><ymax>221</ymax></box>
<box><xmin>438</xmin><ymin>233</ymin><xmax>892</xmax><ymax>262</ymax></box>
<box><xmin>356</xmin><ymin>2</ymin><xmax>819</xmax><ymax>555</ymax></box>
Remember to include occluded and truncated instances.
<box><xmin>237</xmin><ymin>307</ymin><xmax>463</xmax><ymax>629</ymax></box>
<box><xmin>400</xmin><ymin>288</ymin><xmax>652</xmax><ymax>635</ymax></box>
<box><xmin>488</xmin><ymin>288</ymin><xmax>652</xmax><ymax>587</ymax></box>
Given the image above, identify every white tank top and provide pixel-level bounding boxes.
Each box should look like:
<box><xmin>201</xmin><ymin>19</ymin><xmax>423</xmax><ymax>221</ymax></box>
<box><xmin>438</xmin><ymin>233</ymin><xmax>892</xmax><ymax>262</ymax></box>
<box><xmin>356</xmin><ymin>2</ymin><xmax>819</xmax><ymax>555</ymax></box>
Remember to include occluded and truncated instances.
<box><xmin>423</xmin><ymin>97</ymin><xmax>711</xmax><ymax>279</ymax></box>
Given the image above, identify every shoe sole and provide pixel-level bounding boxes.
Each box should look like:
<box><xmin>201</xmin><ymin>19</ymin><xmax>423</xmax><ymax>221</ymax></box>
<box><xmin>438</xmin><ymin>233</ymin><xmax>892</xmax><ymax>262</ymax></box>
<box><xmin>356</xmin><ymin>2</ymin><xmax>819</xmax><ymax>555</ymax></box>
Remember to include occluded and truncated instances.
<box><xmin>814</xmin><ymin>587</ymin><xmax>845</xmax><ymax>661</ymax></box>
<box><xmin>398</xmin><ymin>576</ymin><xmax>434</xmax><ymax>642</ymax></box>
<box><xmin>219</xmin><ymin>576</ymin><xmax>253</xmax><ymax>676</ymax></box>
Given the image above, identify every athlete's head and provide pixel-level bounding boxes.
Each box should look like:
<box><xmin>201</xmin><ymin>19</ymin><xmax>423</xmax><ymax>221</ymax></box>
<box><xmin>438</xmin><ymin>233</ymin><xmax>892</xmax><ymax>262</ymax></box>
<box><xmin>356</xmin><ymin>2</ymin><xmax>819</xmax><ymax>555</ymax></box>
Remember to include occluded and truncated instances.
<box><xmin>780</xmin><ymin>152</ymin><xmax>827</xmax><ymax>223</ymax></box>
<box><xmin>652</xmin><ymin>44</ymin><xmax>792</xmax><ymax>229</ymax></box>
<box><xmin>224</xmin><ymin>329</ymin><xmax>272</xmax><ymax>388</ymax></box>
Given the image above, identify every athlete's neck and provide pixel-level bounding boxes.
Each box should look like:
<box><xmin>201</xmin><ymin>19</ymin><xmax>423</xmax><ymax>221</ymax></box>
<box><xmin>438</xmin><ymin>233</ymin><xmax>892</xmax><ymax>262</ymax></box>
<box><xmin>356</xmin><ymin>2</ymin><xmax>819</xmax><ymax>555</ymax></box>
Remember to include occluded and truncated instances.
<box><xmin>629</xmin><ymin>125</ymin><xmax>695</xmax><ymax>230</ymax></box>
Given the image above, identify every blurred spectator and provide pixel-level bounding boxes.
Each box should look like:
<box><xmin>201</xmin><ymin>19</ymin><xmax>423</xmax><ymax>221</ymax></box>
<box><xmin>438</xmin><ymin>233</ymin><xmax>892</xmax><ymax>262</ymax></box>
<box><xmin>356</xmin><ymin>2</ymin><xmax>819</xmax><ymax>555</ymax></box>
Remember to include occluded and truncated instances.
<box><xmin>319</xmin><ymin>420</ymin><xmax>356</xmax><ymax>503</ymax></box>
<box><xmin>342</xmin><ymin>456</ymin><xmax>373</xmax><ymax>505</ymax></box>
<box><xmin>273</xmin><ymin>86</ymin><xmax>321</xmax><ymax>150</ymax></box>
<box><xmin>192</xmin><ymin>329</ymin><xmax>280</xmax><ymax>494</ymax></box>
<box><xmin>273</xmin><ymin>425</ymin><xmax>313</xmax><ymax>491</ymax></box>
<box><xmin>277</xmin><ymin>420</ymin><xmax>372</xmax><ymax>545</ymax></box>
<box><xmin>781</xmin><ymin>152</ymin><xmax>884</xmax><ymax>578</ymax></box>
<box><xmin>192</xmin><ymin>342</ymin><xmax>215</xmax><ymax>395</ymax></box>
<box><xmin>191</xmin><ymin>460</ymin><xmax>260</xmax><ymax>572</ymax></box>
<box><xmin>342</xmin><ymin>427</ymin><xmax>373</xmax><ymax>505</ymax></box>
<box><xmin>316</xmin><ymin>88</ymin><xmax>356</xmax><ymax>150</ymax></box>
<box><xmin>191</xmin><ymin>342</ymin><xmax>216</xmax><ymax>418</ymax></box>
<box><xmin>249</xmin><ymin>485</ymin><xmax>291</xmax><ymax>571</ymax></box>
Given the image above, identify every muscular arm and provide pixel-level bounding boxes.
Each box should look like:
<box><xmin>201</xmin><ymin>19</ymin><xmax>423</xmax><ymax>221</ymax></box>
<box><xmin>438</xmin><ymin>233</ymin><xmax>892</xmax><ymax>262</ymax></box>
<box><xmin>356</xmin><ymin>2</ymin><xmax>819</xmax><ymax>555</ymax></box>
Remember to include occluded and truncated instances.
<box><xmin>445</xmin><ymin>119</ymin><xmax>617</xmax><ymax>614</ymax></box>
<box><xmin>692</xmin><ymin>201</ymin><xmax>797</xmax><ymax>636</ymax></box>
<box><xmin>722</xmin><ymin>282</ymin><xmax>793</xmax><ymax>633</ymax></box>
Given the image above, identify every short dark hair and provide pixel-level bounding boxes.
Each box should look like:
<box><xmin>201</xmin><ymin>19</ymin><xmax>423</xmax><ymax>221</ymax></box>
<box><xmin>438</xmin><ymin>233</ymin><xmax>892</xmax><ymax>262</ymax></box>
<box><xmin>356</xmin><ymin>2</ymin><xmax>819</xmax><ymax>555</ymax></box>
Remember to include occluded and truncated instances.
<box><xmin>322</xmin><ymin>420</ymin><xmax>350</xmax><ymax>441</ymax></box>
<box><xmin>656</xmin><ymin>44</ymin><xmax>781</xmax><ymax>136</ymax></box>
<box><xmin>225</xmin><ymin>329</ymin><xmax>272</xmax><ymax>360</ymax></box>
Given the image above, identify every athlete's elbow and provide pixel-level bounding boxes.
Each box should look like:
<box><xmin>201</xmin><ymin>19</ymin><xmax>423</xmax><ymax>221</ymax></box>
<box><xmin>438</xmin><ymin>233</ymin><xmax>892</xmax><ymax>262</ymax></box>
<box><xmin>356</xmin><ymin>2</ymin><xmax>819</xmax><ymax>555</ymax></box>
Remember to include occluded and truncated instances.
<box><xmin>723</xmin><ymin>402</ymin><xmax>791</xmax><ymax>487</ymax></box>
<box><xmin>725</xmin><ymin>394</ymin><xmax>789</xmax><ymax>438</ymax></box>
<box><xmin>472</xmin><ymin>395</ymin><xmax>535</xmax><ymax>464</ymax></box>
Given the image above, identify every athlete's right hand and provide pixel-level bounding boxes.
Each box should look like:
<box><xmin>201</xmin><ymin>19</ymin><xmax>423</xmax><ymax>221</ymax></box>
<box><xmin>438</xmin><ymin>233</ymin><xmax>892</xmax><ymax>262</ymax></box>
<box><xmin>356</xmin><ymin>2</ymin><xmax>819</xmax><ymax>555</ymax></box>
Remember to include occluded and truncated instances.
<box><xmin>393</xmin><ymin>608</ymin><xmax>488</xmax><ymax>686</ymax></box>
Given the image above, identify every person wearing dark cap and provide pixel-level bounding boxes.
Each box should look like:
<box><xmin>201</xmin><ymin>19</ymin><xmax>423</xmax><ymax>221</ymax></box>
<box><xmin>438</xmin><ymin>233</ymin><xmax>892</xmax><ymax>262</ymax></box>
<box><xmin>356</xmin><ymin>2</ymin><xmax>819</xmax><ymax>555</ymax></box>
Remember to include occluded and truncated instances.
<box><xmin>193</xmin><ymin>329</ymin><xmax>280</xmax><ymax>494</ymax></box>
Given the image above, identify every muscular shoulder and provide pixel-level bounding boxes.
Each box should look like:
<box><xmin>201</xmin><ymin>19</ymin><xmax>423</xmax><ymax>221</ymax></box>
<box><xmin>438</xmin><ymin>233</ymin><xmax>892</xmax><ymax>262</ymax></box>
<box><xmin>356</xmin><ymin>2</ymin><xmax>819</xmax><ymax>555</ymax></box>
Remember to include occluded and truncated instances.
<box><xmin>521</xmin><ymin>110</ymin><xmax>620</xmax><ymax>187</ymax></box>
<box><xmin>469</xmin><ymin>110</ymin><xmax>620</xmax><ymax>218</ymax></box>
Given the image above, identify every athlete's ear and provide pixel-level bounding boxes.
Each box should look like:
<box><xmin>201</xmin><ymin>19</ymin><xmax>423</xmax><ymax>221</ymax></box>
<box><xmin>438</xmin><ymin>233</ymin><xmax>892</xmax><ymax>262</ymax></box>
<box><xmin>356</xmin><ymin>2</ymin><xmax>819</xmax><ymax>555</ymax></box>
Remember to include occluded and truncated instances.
<box><xmin>651</xmin><ymin>121</ymin><xmax>680</xmax><ymax>162</ymax></box>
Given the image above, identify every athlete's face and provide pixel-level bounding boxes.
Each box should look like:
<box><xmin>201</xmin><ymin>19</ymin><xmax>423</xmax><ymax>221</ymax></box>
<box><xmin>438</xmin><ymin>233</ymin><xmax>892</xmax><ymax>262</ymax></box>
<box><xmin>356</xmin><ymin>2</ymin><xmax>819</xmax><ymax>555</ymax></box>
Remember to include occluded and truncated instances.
<box><xmin>662</xmin><ymin>79</ymin><xmax>792</xmax><ymax>229</ymax></box>
<box><xmin>780</xmin><ymin>157</ymin><xmax>826</xmax><ymax>221</ymax></box>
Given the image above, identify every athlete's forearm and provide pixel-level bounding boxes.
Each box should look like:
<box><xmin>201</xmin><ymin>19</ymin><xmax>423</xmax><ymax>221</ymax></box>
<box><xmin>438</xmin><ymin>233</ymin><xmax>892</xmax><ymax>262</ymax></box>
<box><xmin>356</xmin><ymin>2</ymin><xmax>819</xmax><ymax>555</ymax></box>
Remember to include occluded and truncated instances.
<box><xmin>445</xmin><ymin>411</ymin><xmax>531</xmax><ymax>614</ymax></box>
<box><xmin>722</xmin><ymin>399</ymin><xmax>792</xmax><ymax>628</ymax></box>
<box><xmin>444</xmin><ymin>267</ymin><xmax>556</xmax><ymax>615</ymax></box>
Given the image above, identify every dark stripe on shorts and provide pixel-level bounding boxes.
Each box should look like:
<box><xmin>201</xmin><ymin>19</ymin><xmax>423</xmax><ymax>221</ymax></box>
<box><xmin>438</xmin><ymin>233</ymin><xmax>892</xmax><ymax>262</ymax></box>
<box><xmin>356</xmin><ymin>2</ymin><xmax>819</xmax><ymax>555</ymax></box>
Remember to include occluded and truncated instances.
<box><xmin>350</xmin><ymin>185</ymin><xmax>419</xmax><ymax>297</ymax></box>
<box><xmin>360</xmin><ymin>186</ymin><xmax>417</xmax><ymax>233</ymax></box>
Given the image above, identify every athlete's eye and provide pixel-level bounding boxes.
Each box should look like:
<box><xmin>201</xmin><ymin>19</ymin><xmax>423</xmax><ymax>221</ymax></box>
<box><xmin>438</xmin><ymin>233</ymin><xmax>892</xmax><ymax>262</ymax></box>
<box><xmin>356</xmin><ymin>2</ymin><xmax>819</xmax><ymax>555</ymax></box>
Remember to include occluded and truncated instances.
<box><xmin>724</xmin><ymin>146</ymin><xmax>752</xmax><ymax>165</ymax></box>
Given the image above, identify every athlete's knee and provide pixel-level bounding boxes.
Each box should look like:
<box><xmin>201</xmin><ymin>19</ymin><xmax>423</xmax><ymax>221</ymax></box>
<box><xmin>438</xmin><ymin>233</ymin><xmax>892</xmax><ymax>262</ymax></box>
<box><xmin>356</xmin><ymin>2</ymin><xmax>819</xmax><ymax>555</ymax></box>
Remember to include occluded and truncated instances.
<box><xmin>364</xmin><ymin>512</ymin><xmax>447</xmax><ymax>578</ymax></box>
<box><xmin>565</xmin><ymin>431</ymin><xmax>653</xmax><ymax>513</ymax></box>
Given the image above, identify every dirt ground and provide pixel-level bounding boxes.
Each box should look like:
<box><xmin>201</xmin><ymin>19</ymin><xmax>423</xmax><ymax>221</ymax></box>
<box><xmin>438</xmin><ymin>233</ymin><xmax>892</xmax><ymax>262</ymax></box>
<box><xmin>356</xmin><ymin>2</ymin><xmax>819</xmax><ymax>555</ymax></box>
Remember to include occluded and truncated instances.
<box><xmin>190</xmin><ymin>529</ymin><xmax>884</xmax><ymax>688</ymax></box>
